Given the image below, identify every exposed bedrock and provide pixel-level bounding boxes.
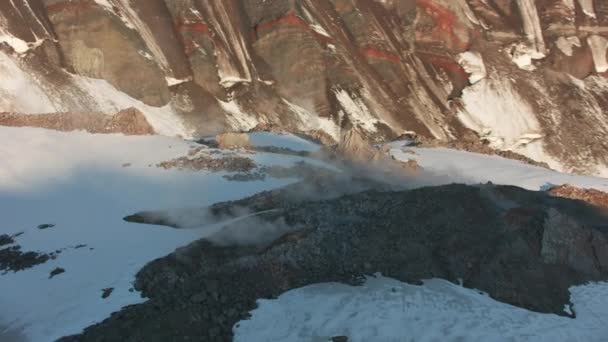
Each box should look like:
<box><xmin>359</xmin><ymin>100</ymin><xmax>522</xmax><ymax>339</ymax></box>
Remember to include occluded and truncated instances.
<box><xmin>1</xmin><ymin>0</ymin><xmax>608</xmax><ymax>174</ymax></box>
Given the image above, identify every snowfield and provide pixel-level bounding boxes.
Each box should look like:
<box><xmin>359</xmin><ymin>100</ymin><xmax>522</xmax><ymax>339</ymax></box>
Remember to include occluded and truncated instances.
<box><xmin>235</xmin><ymin>276</ymin><xmax>608</xmax><ymax>342</ymax></box>
<box><xmin>388</xmin><ymin>144</ymin><xmax>608</xmax><ymax>192</ymax></box>
<box><xmin>1</xmin><ymin>128</ymin><xmax>608</xmax><ymax>341</ymax></box>
<box><xmin>0</xmin><ymin>127</ymin><xmax>312</xmax><ymax>341</ymax></box>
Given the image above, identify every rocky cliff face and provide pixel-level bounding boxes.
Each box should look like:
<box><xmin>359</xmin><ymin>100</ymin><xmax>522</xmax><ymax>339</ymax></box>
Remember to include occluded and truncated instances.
<box><xmin>1</xmin><ymin>0</ymin><xmax>608</xmax><ymax>175</ymax></box>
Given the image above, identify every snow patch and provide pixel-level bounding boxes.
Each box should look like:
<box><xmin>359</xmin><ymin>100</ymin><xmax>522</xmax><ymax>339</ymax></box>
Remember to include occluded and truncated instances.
<box><xmin>455</xmin><ymin>76</ymin><xmax>566</xmax><ymax>170</ymax></box>
<box><xmin>508</xmin><ymin>43</ymin><xmax>545</xmax><ymax>71</ymax></box>
<box><xmin>0</xmin><ymin>29</ymin><xmax>30</xmax><ymax>54</ymax></box>
<box><xmin>74</xmin><ymin>76</ymin><xmax>190</xmax><ymax>137</ymax></box>
<box><xmin>248</xmin><ymin>132</ymin><xmax>321</xmax><ymax>152</ymax></box>
<box><xmin>0</xmin><ymin>51</ymin><xmax>191</xmax><ymax>137</ymax></box>
<box><xmin>587</xmin><ymin>35</ymin><xmax>608</xmax><ymax>73</ymax></box>
<box><xmin>284</xmin><ymin>99</ymin><xmax>341</xmax><ymax>141</ymax></box>
<box><xmin>165</xmin><ymin>77</ymin><xmax>191</xmax><ymax>87</ymax></box>
<box><xmin>235</xmin><ymin>276</ymin><xmax>608</xmax><ymax>342</ymax></box>
<box><xmin>310</xmin><ymin>24</ymin><xmax>331</xmax><ymax>38</ymax></box>
<box><xmin>93</xmin><ymin>0</ymin><xmax>114</xmax><ymax>11</ymax></box>
<box><xmin>563</xmin><ymin>0</ymin><xmax>576</xmax><ymax>10</ymax></box>
<box><xmin>0</xmin><ymin>51</ymin><xmax>57</xmax><ymax>113</ymax></box>
<box><xmin>220</xmin><ymin>76</ymin><xmax>251</xmax><ymax>88</ymax></box>
<box><xmin>334</xmin><ymin>89</ymin><xmax>380</xmax><ymax>133</ymax></box>
<box><xmin>556</xmin><ymin>36</ymin><xmax>582</xmax><ymax>56</ymax></box>
<box><xmin>389</xmin><ymin>147</ymin><xmax>608</xmax><ymax>191</ymax></box>
<box><xmin>301</xmin><ymin>6</ymin><xmax>332</xmax><ymax>38</ymax></box>
<box><xmin>219</xmin><ymin>99</ymin><xmax>259</xmax><ymax>132</ymax></box>
<box><xmin>458</xmin><ymin>76</ymin><xmax>543</xmax><ymax>154</ymax></box>
<box><xmin>458</xmin><ymin>51</ymin><xmax>487</xmax><ymax>84</ymax></box>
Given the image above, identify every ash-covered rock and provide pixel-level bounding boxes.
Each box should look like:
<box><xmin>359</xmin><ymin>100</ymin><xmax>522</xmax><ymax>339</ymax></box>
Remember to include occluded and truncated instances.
<box><xmin>0</xmin><ymin>234</ymin><xmax>15</xmax><ymax>247</ymax></box>
<box><xmin>60</xmin><ymin>183</ymin><xmax>608</xmax><ymax>342</ymax></box>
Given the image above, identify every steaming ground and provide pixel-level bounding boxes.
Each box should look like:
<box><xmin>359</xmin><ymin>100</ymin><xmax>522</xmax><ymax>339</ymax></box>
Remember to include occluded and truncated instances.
<box><xmin>1</xmin><ymin>128</ymin><xmax>608</xmax><ymax>341</ymax></box>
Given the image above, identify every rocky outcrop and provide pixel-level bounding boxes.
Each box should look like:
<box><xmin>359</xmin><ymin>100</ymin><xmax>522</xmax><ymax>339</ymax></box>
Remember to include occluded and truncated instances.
<box><xmin>1</xmin><ymin>0</ymin><xmax>608</xmax><ymax>175</ymax></box>
<box><xmin>549</xmin><ymin>184</ymin><xmax>608</xmax><ymax>209</ymax></box>
<box><xmin>59</xmin><ymin>182</ymin><xmax>608</xmax><ymax>341</ymax></box>
<box><xmin>0</xmin><ymin>107</ymin><xmax>155</xmax><ymax>135</ymax></box>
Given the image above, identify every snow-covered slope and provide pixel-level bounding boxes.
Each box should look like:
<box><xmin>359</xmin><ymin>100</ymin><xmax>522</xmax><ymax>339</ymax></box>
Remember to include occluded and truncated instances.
<box><xmin>0</xmin><ymin>127</ymin><xmax>326</xmax><ymax>341</ymax></box>
<box><xmin>235</xmin><ymin>276</ymin><xmax>608</xmax><ymax>342</ymax></box>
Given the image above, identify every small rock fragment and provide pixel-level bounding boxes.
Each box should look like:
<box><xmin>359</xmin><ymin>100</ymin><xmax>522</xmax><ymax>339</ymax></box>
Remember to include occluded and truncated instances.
<box><xmin>37</xmin><ymin>224</ymin><xmax>55</xmax><ymax>230</ymax></box>
<box><xmin>49</xmin><ymin>267</ymin><xmax>65</xmax><ymax>278</ymax></box>
<box><xmin>102</xmin><ymin>288</ymin><xmax>114</xmax><ymax>299</ymax></box>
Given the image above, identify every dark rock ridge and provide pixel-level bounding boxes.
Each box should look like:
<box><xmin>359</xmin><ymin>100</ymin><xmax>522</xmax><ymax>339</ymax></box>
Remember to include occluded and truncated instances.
<box><xmin>60</xmin><ymin>182</ymin><xmax>608</xmax><ymax>342</ymax></box>
<box><xmin>1</xmin><ymin>0</ymin><xmax>608</xmax><ymax>174</ymax></box>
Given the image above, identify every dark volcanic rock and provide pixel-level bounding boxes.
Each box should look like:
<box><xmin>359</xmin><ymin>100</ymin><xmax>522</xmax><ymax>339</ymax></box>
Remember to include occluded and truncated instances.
<box><xmin>0</xmin><ymin>234</ymin><xmax>15</xmax><ymax>247</ymax></box>
<box><xmin>0</xmin><ymin>244</ymin><xmax>50</xmax><ymax>273</ymax></box>
<box><xmin>59</xmin><ymin>183</ymin><xmax>608</xmax><ymax>342</ymax></box>
<box><xmin>101</xmin><ymin>288</ymin><xmax>114</xmax><ymax>299</ymax></box>
<box><xmin>49</xmin><ymin>267</ymin><xmax>65</xmax><ymax>279</ymax></box>
<box><xmin>37</xmin><ymin>223</ymin><xmax>56</xmax><ymax>230</ymax></box>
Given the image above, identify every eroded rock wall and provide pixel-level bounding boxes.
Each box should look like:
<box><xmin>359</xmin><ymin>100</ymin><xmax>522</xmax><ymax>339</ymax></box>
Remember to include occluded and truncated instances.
<box><xmin>1</xmin><ymin>0</ymin><xmax>608</xmax><ymax>175</ymax></box>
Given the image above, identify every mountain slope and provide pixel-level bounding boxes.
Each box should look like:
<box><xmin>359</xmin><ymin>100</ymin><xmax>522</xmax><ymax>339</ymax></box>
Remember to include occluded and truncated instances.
<box><xmin>1</xmin><ymin>0</ymin><xmax>608</xmax><ymax>175</ymax></box>
<box><xmin>1</xmin><ymin>127</ymin><xmax>608</xmax><ymax>341</ymax></box>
